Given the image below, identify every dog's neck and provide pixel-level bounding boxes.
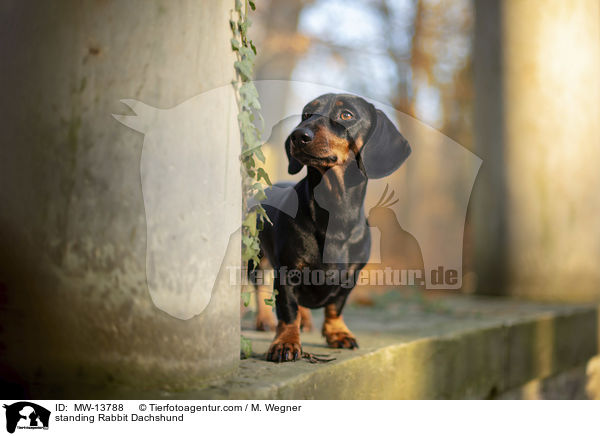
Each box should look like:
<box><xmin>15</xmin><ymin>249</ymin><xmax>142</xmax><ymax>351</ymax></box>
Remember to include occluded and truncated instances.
<box><xmin>306</xmin><ymin>165</ymin><xmax>368</xmax><ymax>230</ymax></box>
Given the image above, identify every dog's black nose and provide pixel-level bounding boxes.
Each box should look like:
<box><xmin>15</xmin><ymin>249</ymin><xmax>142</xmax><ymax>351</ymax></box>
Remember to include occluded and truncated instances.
<box><xmin>291</xmin><ymin>128</ymin><xmax>314</xmax><ymax>146</ymax></box>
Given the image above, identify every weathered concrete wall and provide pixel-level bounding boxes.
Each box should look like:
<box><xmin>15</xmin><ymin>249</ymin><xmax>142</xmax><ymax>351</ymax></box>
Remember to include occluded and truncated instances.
<box><xmin>472</xmin><ymin>0</ymin><xmax>600</xmax><ymax>301</ymax></box>
<box><xmin>498</xmin><ymin>355</ymin><xmax>600</xmax><ymax>400</ymax></box>
<box><xmin>174</xmin><ymin>296</ymin><xmax>600</xmax><ymax>400</ymax></box>
<box><xmin>0</xmin><ymin>0</ymin><xmax>241</xmax><ymax>397</ymax></box>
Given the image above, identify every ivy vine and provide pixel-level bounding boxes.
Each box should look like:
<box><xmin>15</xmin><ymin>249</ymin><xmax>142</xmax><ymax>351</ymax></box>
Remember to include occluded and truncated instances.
<box><xmin>231</xmin><ymin>0</ymin><xmax>274</xmax><ymax>358</ymax></box>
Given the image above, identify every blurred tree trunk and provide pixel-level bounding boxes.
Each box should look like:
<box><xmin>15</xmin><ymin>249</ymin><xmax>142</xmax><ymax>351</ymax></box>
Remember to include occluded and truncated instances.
<box><xmin>251</xmin><ymin>0</ymin><xmax>311</xmax><ymax>182</ymax></box>
<box><xmin>472</xmin><ymin>0</ymin><xmax>600</xmax><ymax>301</ymax></box>
<box><xmin>253</xmin><ymin>0</ymin><xmax>310</xmax><ymax>81</ymax></box>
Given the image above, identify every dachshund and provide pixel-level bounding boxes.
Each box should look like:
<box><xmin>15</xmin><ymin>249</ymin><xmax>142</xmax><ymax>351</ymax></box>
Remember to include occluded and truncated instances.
<box><xmin>256</xmin><ymin>93</ymin><xmax>411</xmax><ymax>362</ymax></box>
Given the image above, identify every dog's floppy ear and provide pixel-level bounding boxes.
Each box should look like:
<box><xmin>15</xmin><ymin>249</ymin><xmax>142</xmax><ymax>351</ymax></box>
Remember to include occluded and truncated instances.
<box><xmin>285</xmin><ymin>135</ymin><xmax>303</xmax><ymax>175</ymax></box>
<box><xmin>360</xmin><ymin>109</ymin><xmax>411</xmax><ymax>179</ymax></box>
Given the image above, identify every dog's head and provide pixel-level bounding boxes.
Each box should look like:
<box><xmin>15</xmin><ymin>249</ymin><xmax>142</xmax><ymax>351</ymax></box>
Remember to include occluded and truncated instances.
<box><xmin>285</xmin><ymin>93</ymin><xmax>411</xmax><ymax>180</ymax></box>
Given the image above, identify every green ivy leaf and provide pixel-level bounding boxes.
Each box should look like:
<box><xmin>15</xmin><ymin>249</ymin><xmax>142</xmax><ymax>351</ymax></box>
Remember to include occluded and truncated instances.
<box><xmin>234</xmin><ymin>60</ymin><xmax>253</xmax><ymax>80</ymax></box>
<box><xmin>238</xmin><ymin>110</ymin><xmax>252</xmax><ymax>126</ymax></box>
<box><xmin>245</xmin><ymin>98</ymin><xmax>261</xmax><ymax>111</ymax></box>
<box><xmin>241</xmin><ymin>234</ymin><xmax>253</xmax><ymax>246</ymax></box>
<box><xmin>240</xmin><ymin>82</ymin><xmax>258</xmax><ymax>98</ymax></box>
<box><xmin>241</xmin><ymin>143</ymin><xmax>263</xmax><ymax>157</ymax></box>
<box><xmin>241</xmin><ymin>247</ymin><xmax>252</xmax><ymax>262</ymax></box>
<box><xmin>239</xmin><ymin>46</ymin><xmax>255</xmax><ymax>62</ymax></box>
<box><xmin>239</xmin><ymin>83</ymin><xmax>260</xmax><ymax>110</ymax></box>
<box><xmin>240</xmin><ymin>19</ymin><xmax>252</xmax><ymax>38</ymax></box>
<box><xmin>264</xmin><ymin>288</ymin><xmax>278</xmax><ymax>308</ymax></box>
<box><xmin>254</xmin><ymin>147</ymin><xmax>265</xmax><ymax>163</ymax></box>
<box><xmin>240</xmin><ymin>335</ymin><xmax>252</xmax><ymax>359</ymax></box>
<box><xmin>253</xmin><ymin>189</ymin><xmax>267</xmax><ymax>201</ymax></box>
<box><xmin>241</xmin><ymin>290</ymin><xmax>252</xmax><ymax>307</ymax></box>
<box><xmin>242</xmin><ymin>210</ymin><xmax>257</xmax><ymax>234</ymax></box>
<box><xmin>256</xmin><ymin>206</ymin><xmax>269</xmax><ymax>220</ymax></box>
<box><xmin>240</xmin><ymin>21</ymin><xmax>248</xmax><ymax>37</ymax></box>
<box><xmin>256</xmin><ymin>167</ymin><xmax>272</xmax><ymax>185</ymax></box>
<box><xmin>249</xmin><ymin>1</ymin><xmax>256</xmax><ymax>11</ymax></box>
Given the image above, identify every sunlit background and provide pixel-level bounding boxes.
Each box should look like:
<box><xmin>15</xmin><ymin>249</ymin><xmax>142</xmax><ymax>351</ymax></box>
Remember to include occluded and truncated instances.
<box><xmin>252</xmin><ymin>0</ymin><xmax>472</xmax><ymax>140</ymax></box>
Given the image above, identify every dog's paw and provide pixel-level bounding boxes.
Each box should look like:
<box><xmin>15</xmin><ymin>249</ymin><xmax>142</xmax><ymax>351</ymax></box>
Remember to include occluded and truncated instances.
<box><xmin>267</xmin><ymin>320</ymin><xmax>302</xmax><ymax>362</ymax></box>
<box><xmin>324</xmin><ymin>331</ymin><xmax>359</xmax><ymax>349</ymax></box>
<box><xmin>322</xmin><ymin>311</ymin><xmax>359</xmax><ymax>349</ymax></box>
<box><xmin>267</xmin><ymin>339</ymin><xmax>302</xmax><ymax>362</ymax></box>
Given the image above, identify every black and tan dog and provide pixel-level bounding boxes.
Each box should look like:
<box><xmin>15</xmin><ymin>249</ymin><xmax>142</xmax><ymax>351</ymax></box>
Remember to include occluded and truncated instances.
<box><xmin>257</xmin><ymin>93</ymin><xmax>411</xmax><ymax>362</ymax></box>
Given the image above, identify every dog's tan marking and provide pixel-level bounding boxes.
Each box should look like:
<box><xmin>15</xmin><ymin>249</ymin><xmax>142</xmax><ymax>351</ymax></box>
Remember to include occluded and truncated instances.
<box><xmin>298</xmin><ymin>306</ymin><xmax>313</xmax><ymax>332</ymax></box>
<box><xmin>319</xmin><ymin>127</ymin><xmax>351</xmax><ymax>163</ymax></box>
<box><xmin>256</xmin><ymin>256</ymin><xmax>277</xmax><ymax>331</ymax></box>
<box><xmin>322</xmin><ymin>303</ymin><xmax>358</xmax><ymax>349</ymax></box>
<box><xmin>255</xmin><ymin>288</ymin><xmax>276</xmax><ymax>331</ymax></box>
<box><xmin>320</xmin><ymin>165</ymin><xmax>347</xmax><ymax>199</ymax></box>
<box><xmin>255</xmin><ymin>257</ymin><xmax>276</xmax><ymax>331</ymax></box>
<box><xmin>354</xmin><ymin>136</ymin><xmax>365</xmax><ymax>152</ymax></box>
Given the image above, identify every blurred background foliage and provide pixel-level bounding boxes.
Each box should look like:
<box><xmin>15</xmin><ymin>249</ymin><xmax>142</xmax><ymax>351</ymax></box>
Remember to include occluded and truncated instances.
<box><xmin>250</xmin><ymin>0</ymin><xmax>473</xmax><ymax>149</ymax></box>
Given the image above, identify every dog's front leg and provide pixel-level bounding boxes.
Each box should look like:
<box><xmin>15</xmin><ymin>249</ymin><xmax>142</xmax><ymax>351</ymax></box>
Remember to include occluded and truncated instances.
<box><xmin>267</xmin><ymin>285</ymin><xmax>302</xmax><ymax>362</ymax></box>
<box><xmin>322</xmin><ymin>300</ymin><xmax>358</xmax><ymax>349</ymax></box>
<box><xmin>254</xmin><ymin>257</ymin><xmax>277</xmax><ymax>331</ymax></box>
<box><xmin>298</xmin><ymin>306</ymin><xmax>313</xmax><ymax>332</ymax></box>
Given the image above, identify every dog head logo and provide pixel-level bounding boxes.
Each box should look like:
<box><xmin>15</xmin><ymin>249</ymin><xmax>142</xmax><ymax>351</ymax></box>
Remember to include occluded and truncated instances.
<box><xmin>255</xmin><ymin>80</ymin><xmax>481</xmax><ymax>289</ymax></box>
<box><xmin>3</xmin><ymin>402</ymin><xmax>50</xmax><ymax>434</ymax></box>
<box><xmin>113</xmin><ymin>87</ymin><xmax>241</xmax><ymax>320</ymax></box>
<box><xmin>113</xmin><ymin>80</ymin><xmax>481</xmax><ymax>321</ymax></box>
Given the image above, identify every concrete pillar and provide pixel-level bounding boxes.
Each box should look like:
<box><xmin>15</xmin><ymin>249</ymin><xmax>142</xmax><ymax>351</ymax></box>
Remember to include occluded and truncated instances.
<box><xmin>472</xmin><ymin>0</ymin><xmax>600</xmax><ymax>301</ymax></box>
<box><xmin>0</xmin><ymin>0</ymin><xmax>241</xmax><ymax>397</ymax></box>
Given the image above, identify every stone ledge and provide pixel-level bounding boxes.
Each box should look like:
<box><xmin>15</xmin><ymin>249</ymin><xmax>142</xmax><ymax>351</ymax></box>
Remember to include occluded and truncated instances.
<box><xmin>172</xmin><ymin>294</ymin><xmax>599</xmax><ymax>400</ymax></box>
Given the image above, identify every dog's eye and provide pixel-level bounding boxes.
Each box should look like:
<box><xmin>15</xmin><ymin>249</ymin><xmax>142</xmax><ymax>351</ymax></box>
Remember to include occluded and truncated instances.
<box><xmin>340</xmin><ymin>110</ymin><xmax>353</xmax><ymax>121</ymax></box>
<box><xmin>302</xmin><ymin>113</ymin><xmax>311</xmax><ymax>121</ymax></box>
